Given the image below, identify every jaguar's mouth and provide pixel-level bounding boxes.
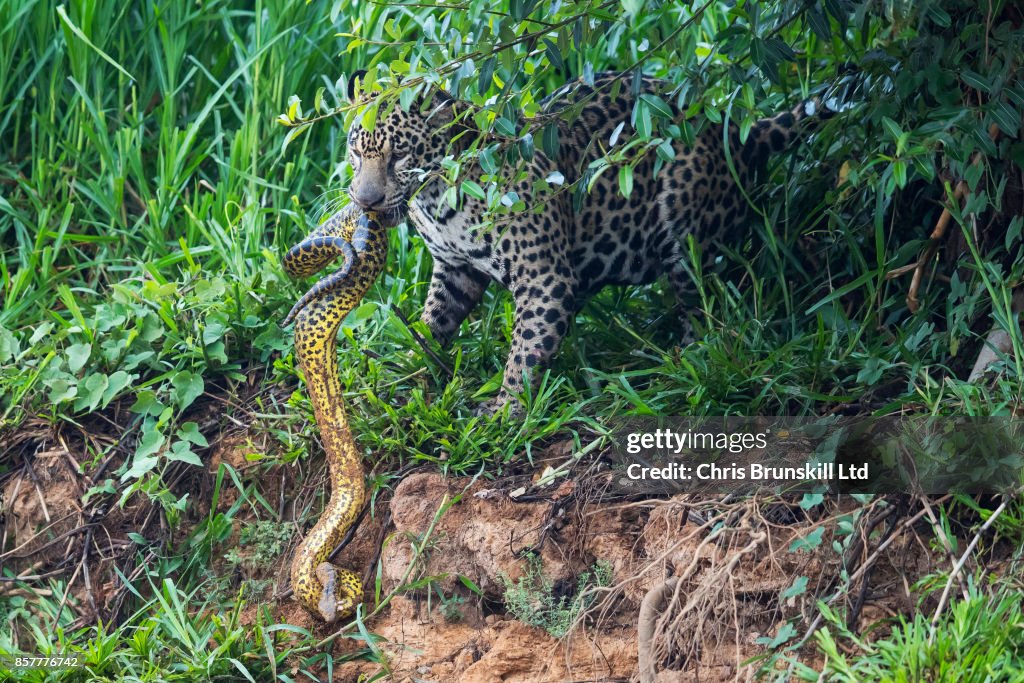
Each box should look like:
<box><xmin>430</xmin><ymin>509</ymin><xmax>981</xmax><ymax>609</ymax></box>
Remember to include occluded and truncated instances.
<box><xmin>375</xmin><ymin>203</ymin><xmax>408</xmax><ymax>227</ymax></box>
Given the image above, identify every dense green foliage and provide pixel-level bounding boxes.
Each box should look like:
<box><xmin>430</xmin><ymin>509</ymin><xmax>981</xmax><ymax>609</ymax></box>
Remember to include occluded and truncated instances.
<box><xmin>816</xmin><ymin>584</ymin><xmax>1024</xmax><ymax>682</ymax></box>
<box><xmin>1</xmin><ymin>0</ymin><xmax>1022</xmax><ymax>679</ymax></box>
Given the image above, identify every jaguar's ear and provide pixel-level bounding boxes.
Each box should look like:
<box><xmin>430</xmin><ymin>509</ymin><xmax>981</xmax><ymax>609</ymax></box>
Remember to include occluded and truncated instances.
<box><xmin>346</xmin><ymin>70</ymin><xmax>368</xmax><ymax>101</ymax></box>
<box><xmin>423</xmin><ymin>87</ymin><xmax>457</xmax><ymax>122</ymax></box>
<box><xmin>433</xmin><ymin>88</ymin><xmax>455</xmax><ymax>106</ymax></box>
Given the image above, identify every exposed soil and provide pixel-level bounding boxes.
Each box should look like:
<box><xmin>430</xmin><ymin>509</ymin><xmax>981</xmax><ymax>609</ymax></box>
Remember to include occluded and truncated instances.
<box><xmin>310</xmin><ymin>471</ymin><xmax>940</xmax><ymax>682</ymax></box>
<box><xmin>1</xmin><ymin>415</ymin><xmax>997</xmax><ymax>683</ymax></box>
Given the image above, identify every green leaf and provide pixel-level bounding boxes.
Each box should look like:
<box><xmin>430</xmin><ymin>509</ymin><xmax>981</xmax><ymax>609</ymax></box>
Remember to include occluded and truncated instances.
<box><xmin>122</xmin><ymin>454</ymin><xmax>159</xmax><ymax>481</ymax></box>
<box><xmin>656</xmin><ymin>140</ymin><xmax>675</xmax><ymax>161</ymax></box>
<box><xmin>495</xmin><ymin>117</ymin><xmax>517</xmax><ymax>137</ymax></box>
<box><xmin>541</xmin><ymin>123</ymin><xmax>560</xmax><ymax>159</ymax></box>
<box><xmin>543</xmin><ymin>38</ymin><xmax>563</xmax><ymax>71</ymax></box>
<box><xmin>131</xmin><ymin>390</ymin><xmax>165</xmax><ymax>416</ymax></box>
<box><xmin>881</xmin><ymin>116</ymin><xmax>903</xmax><ymax>141</ymax></box>
<box><xmin>1005</xmin><ymin>216</ymin><xmax>1023</xmax><ymax>251</ymax></box>
<box><xmin>608</xmin><ymin>121</ymin><xmax>626</xmax><ymax>147</ymax></box>
<box><xmin>345</xmin><ymin>301</ymin><xmax>379</xmax><ymax>328</ymax></box>
<box><xmin>177</xmin><ymin>422</ymin><xmax>209</xmax><ymax>448</ymax></box>
<box><xmin>168</xmin><ymin>441</ymin><xmax>203</xmax><ymax>467</ymax></box>
<box><xmin>459</xmin><ymin>575</ymin><xmax>484</xmax><ymax>595</ymax></box>
<box><xmin>461</xmin><ymin>180</ymin><xmax>486</xmax><ymax>201</ymax></box>
<box><xmin>478</xmin><ymin>57</ymin><xmax>496</xmax><ymax>96</ymax></box>
<box><xmin>805</xmin><ymin>270</ymin><xmax>878</xmax><ymax>315</ymax></box>
<box><xmin>281</xmin><ymin>123</ymin><xmax>311</xmax><ymax>154</ymax></box>
<box><xmin>47</xmin><ymin>379</ymin><xmax>77</xmax><ymax>404</ymax></box>
<box><xmin>926</xmin><ymin>4</ymin><xmax>951</xmax><ymax>27</ymax></box>
<box><xmin>101</xmin><ymin>370</ymin><xmax>131</xmax><ymax>408</ymax></box>
<box><xmin>56</xmin><ymin>5</ymin><xmax>135</xmax><ymax>80</ymax></box>
<box><xmin>172</xmin><ymin>371</ymin><xmax>205</xmax><ymax>409</ymax></box>
<box><xmin>639</xmin><ymin>93</ymin><xmax>673</xmax><ymax>119</ymax></box>
<box><xmin>74</xmin><ymin>373</ymin><xmax>108</xmax><ymax>412</ymax></box>
<box><xmin>287</xmin><ymin>95</ymin><xmax>302</xmax><ymax>122</ymax></box>
<box><xmin>360</xmin><ymin>102</ymin><xmax>379</xmax><ymax>133</ymax></box>
<box><xmin>892</xmin><ymin>159</ymin><xmax>908</xmax><ymax>188</ymax></box>
<box><xmin>66</xmin><ymin>343</ymin><xmax>92</xmax><ymax>373</ymax></box>
<box><xmin>789</xmin><ymin>527</ymin><xmax>825</xmax><ymax>552</ymax></box>
<box><xmin>479</xmin><ymin>146</ymin><xmax>499</xmax><ymax>175</ymax></box>
<box><xmin>632</xmin><ymin>100</ymin><xmax>652</xmax><ymax>138</ymax></box>
<box><xmin>622</xmin><ymin>0</ymin><xmax>644</xmax><ymax>18</ymax></box>
<box><xmin>767</xmin><ymin>621</ymin><xmax>797</xmax><ymax>648</ymax></box>
<box><xmin>518</xmin><ymin>132</ymin><xmax>535</xmax><ymax>160</ymax></box>
<box><xmin>123</xmin><ymin>427</ymin><xmax>164</xmax><ymax>481</ymax></box>
<box><xmin>0</xmin><ymin>326</ymin><xmax>19</xmax><ymax>363</ymax></box>
<box><xmin>856</xmin><ymin>357</ymin><xmax>888</xmax><ymax>385</ymax></box>
<box><xmin>781</xmin><ymin>575</ymin><xmax>809</xmax><ymax>600</ymax></box>
<box><xmin>799</xmin><ymin>493</ymin><xmax>824</xmax><ymax>509</ymax></box>
<box><xmin>807</xmin><ymin>7</ymin><xmax>831</xmax><ymax>40</ymax></box>
<box><xmin>960</xmin><ymin>69</ymin><xmax>991</xmax><ymax>93</ymax></box>
<box><xmin>443</xmin><ymin>185</ymin><xmax>458</xmax><ymax>210</ymax></box>
<box><xmin>136</xmin><ymin>426</ymin><xmax>165</xmax><ymax>459</ymax></box>
<box><xmin>472</xmin><ymin>369</ymin><xmax>505</xmax><ymax>399</ymax></box>
<box><xmin>618</xmin><ymin>165</ymin><xmax>634</xmax><ymax>198</ymax></box>
<box><xmin>29</xmin><ymin>322</ymin><xmax>54</xmax><ymax>345</ymax></box>
<box><xmin>965</xmin><ymin>162</ymin><xmax>984</xmax><ymax>192</ymax></box>
<box><xmin>990</xmin><ymin>100</ymin><xmax>1019</xmax><ymax>137</ymax></box>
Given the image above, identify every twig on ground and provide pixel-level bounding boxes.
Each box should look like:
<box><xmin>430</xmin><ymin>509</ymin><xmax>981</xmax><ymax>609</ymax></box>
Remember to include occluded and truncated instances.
<box><xmin>917</xmin><ymin>494</ymin><xmax>969</xmax><ymax>601</ymax></box>
<box><xmin>796</xmin><ymin>496</ymin><xmax>950</xmax><ymax>649</ymax></box>
<box><xmin>928</xmin><ymin>490</ymin><xmax>1018</xmax><ymax>642</ymax></box>
<box><xmin>23</xmin><ymin>451</ymin><xmax>51</xmax><ymax>525</ymax></box>
<box><xmin>846</xmin><ymin>509</ymin><xmax>899</xmax><ymax>630</ymax></box>
<box><xmin>0</xmin><ymin>514</ymin><xmax>85</xmax><ymax>560</ymax></box>
<box><xmin>81</xmin><ymin>525</ymin><xmax>98</xmax><ymax>620</ymax></box>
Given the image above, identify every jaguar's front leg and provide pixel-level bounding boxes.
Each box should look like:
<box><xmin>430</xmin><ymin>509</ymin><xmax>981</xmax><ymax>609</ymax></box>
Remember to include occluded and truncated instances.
<box><xmin>483</xmin><ymin>276</ymin><xmax>578</xmax><ymax>415</ymax></box>
<box><xmin>421</xmin><ymin>260</ymin><xmax>492</xmax><ymax>347</ymax></box>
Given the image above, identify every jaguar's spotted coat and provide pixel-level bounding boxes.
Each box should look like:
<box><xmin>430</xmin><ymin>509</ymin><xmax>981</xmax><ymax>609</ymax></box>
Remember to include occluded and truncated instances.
<box><xmin>345</xmin><ymin>73</ymin><xmax>825</xmax><ymax>412</ymax></box>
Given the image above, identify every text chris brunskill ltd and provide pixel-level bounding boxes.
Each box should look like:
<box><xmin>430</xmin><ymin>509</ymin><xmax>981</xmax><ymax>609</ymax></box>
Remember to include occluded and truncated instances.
<box><xmin>625</xmin><ymin>462</ymin><xmax>870</xmax><ymax>481</ymax></box>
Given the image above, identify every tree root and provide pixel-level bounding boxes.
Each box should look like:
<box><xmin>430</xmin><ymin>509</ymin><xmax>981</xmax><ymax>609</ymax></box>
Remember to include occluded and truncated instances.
<box><xmin>637</xmin><ymin>576</ymin><xmax>679</xmax><ymax>683</ymax></box>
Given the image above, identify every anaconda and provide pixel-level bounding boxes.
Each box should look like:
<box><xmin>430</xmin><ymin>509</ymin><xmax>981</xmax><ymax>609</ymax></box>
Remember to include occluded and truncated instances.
<box><xmin>282</xmin><ymin>205</ymin><xmax>388</xmax><ymax>622</ymax></box>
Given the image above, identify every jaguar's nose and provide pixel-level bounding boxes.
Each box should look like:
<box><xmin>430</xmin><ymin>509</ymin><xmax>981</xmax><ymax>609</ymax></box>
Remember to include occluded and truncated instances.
<box><xmin>351</xmin><ymin>187</ymin><xmax>386</xmax><ymax>210</ymax></box>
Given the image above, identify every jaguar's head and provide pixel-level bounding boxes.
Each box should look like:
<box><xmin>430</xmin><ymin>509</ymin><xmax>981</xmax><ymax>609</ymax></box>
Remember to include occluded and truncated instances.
<box><xmin>345</xmin><ymin>72</ymin><xmax>456</xmax><ymax>225</ymax></box>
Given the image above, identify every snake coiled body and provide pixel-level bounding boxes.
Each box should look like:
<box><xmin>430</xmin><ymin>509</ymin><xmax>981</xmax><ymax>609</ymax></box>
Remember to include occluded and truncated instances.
<box><xmin>282</xmin><ymin>206</ymin><xmax>388</xmax><ymax>622</ymax></box>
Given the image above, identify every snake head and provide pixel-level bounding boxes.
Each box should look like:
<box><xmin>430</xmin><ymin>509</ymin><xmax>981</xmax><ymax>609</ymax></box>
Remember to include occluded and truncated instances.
<box><xmin>315</xmin><ymin>563</ymin><xmax>339</xmax><ymax>623</ymax></box>
<box><xmin>313</xmin><ymin>562</ymin><xmax>360</xmax><ymax>623</ymax></box>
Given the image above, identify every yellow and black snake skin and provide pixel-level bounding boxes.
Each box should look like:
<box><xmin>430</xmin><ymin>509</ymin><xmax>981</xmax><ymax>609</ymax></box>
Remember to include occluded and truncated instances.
<box><xmin>281</xmin><ymin>205</ymin><xmax>387</xmax><ymax>622</ymax></box>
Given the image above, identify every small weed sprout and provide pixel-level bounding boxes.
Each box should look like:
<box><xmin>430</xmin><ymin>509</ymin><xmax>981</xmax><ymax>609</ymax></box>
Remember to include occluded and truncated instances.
<box><xmin>224</xmin><ymin>521</ymin><xmax>296</xmax><ymax>571</ymax></box>
<box><xmin>432</xmin><ymin>585</ymin><xmax>468</xmax><ymax>623</ymax></box>
<box><xmin>501</xmin><ymin>554</ymin><xmax>613</xmax><ymax>638</ymax></box>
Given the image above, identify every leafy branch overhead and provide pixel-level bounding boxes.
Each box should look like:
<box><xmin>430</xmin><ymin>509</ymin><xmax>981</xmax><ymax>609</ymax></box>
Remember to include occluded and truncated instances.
<box><xmin>278</xmin><ymin>0</ymin><xmax>852</xmax><ymax>204</ymax></box>
<box><xmin>280</xmin><ymin>1</ymin><xmax>1024</xmax><ymax>327</ymax></box>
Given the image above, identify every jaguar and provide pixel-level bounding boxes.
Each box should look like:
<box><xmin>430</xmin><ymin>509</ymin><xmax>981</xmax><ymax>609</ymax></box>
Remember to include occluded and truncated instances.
<box><xmin>344</xmin><ymin>71</ymin><xmax>827</xmax><ymax>412</ymax></box>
